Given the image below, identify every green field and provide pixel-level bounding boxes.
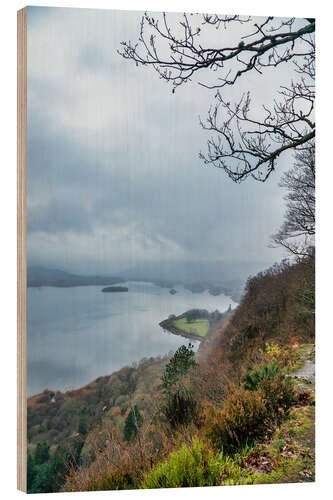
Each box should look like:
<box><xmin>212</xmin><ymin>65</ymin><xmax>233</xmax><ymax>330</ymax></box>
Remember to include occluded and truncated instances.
<box><xmin>172</xmin><ymin>318</ymin><xmax>209</xmax><ymax>337</ymax></box>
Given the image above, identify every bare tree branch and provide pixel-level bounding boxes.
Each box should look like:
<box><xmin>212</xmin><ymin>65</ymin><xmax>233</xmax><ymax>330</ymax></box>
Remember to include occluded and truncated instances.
<box><xmin>270</xmin><ymin>140</ymin><xmax>315</xmax><ymax>257</ymax></box>
<box><xmin>119</xmin><ymin>13</ymin><xmax>315</xmax><ymax>182</ymax></box>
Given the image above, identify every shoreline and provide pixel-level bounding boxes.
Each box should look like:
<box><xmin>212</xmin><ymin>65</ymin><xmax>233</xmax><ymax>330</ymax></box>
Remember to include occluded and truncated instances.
<box><xmin>159</xmin><ymin>318</ymin><xmax>204</xmax><ymax>342</ymax></box>
<box><xmin>27</xmin><ymin>285</ymin><xmax>236</xmax><ymax>397</ymax></box>
<box><xmin>27</xmin><ymin>279</ymin><xmax>242</xmax><ymax>301</ymax></box>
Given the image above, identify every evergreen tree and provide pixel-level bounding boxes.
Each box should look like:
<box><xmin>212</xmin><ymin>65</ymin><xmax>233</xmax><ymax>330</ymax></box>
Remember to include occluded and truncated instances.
<box><xmin>50</xmin><ymin>445</ymin><xmax>68</xmax><ymax>491</ymax></box>
<box><xmin>161</xmin><ymin>344</ymin><xmax>198</xmax><ymax>393</ymax></box>
<box><xmin>34</xmin><ymin>442</ymin><xmax>50</xmax><ymax>465</ymax></box>
<box><xmin>123</xmin><ymin>405</ymin><xmax>143</xmax><ymax>442</ymax></box>
<box><xmin>27</xmin><ymin>453</ymin><xmax>36</xmax><ymax>492</ymax></box>
<box><xmin>78</xmin><ymin>415</ymin><xmax>88</xmax><ymax>436</ymax></box>
<box><xmin>67</xmin><ymin>435</ymin><xmax>84</xmax><ymax>469</ymax></box>
<box><xmin>161</xmin><ymin>344</ymin><xmax>199</xmax><ymax>428</ymax></box>
<box><xmin>30</xmin><ymin>462</ymin><xmax>54</xmax><ymax>493</ymax></box>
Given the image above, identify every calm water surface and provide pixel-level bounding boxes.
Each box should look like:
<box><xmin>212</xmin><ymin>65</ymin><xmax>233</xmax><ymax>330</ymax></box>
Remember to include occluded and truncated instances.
<box><xmin>27</xmin><ymin>282</ymin><xmax>236</xmax><ymax>396</ymax></box>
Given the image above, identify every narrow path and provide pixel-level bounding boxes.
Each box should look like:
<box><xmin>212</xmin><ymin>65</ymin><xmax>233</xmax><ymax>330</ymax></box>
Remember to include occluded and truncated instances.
<box><xmin>293</xmin><ymin>344</ymin><xmax>315</xmax><ymax>385</ymax></box>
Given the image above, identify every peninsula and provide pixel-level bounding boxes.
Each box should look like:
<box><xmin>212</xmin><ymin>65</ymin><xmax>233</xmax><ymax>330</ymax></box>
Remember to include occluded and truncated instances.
<box><xmin>159</xmin><ymin>307</ymin><xmax>231</xmax><ymax>342</ymax></box>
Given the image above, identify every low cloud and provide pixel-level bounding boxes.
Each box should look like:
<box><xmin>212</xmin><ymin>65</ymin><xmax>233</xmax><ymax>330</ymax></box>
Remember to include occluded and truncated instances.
<box><xmin>27</xmin><ymin>7</ymin><xmax>292</xmax><ymax>275</ymax></box>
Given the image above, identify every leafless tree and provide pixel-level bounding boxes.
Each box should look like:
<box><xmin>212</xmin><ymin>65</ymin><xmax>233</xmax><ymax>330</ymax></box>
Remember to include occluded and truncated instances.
<box><xmin>271</xmin><ymin>140</ymin><xmax>315</xmax><ymax>257</ymax></box>
<box><xmin>119</xmin><ymin>14</ymin><xmax>315</xmax><ymax>182</ymax></box>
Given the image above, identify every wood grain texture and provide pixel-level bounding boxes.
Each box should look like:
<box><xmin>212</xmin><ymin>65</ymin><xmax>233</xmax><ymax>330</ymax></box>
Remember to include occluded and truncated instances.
<box><xmin>17</xmin><ymin>7</ymin><xmax>27</xmax><ymax>493</ymax></box>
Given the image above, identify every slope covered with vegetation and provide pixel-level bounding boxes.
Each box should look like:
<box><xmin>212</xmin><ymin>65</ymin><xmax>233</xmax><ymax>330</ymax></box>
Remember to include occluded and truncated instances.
<box><xmin>27</xmin><ymin>255</ymin><xmax>314</xmax><ymax>493</ymax></box>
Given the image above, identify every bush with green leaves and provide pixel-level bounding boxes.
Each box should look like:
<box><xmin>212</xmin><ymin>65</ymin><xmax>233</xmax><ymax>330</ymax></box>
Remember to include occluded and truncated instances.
<box><xmin>161</xmin><ymin>388</ymin><xmax>199</xmax><ymax>428</ymax></box>
<box><xmin>204</xmin><ymin>387</ymin><xmax>269</xmax><ymax>453</ymax></box>
<box><xmin>142</xmin><ymin>438</ymin><xmax>222</xmax><ymax>488</ymax></box>
<box><xmin>257</xmin><ymin>373</ymin><xmax>295</xmax><ymax>417</ymax></box>
<box><xmin>204</xmin><ymin>362</ymin><xmax>296</xmax><ymax>454</ymax></box>
<box><xmin>244</xmin><ymin>361</ymin><xmax>280</xmax><ymax>391</ymax></box>
<box><xmin>244</xmin><ymin>361</ymin><xmax>295</xmax><ymax>417</ymax></box>
<box><xmin>85</xmin><ymin>464</ymin><xmax>136</xmax><ymax>491</ymax></box>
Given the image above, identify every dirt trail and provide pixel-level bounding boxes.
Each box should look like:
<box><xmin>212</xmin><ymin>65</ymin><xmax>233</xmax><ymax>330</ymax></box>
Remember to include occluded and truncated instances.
<box><xmin>293</xmin><ymin>344</ymin><xmax>315</xmax><ymax>385</ymax></box>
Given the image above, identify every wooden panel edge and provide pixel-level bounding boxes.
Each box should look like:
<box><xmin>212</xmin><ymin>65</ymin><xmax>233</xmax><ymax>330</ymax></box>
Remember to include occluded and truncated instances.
<box><xmin>17</xmin><ymin>7</ymin><xmax>27</xmax><ymax>493</ymax></box>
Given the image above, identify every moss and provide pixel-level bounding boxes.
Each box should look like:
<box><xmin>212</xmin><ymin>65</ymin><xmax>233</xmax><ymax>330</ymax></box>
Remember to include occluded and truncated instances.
<box><xmin>254</xmin><ymin>457</ymin><xmax>306</xmax><ymax>484</ymax></box>
<box><xmin>252</xmin><ymin>406</ymin><xmax>315</xmax><ymax>484</ymax></box>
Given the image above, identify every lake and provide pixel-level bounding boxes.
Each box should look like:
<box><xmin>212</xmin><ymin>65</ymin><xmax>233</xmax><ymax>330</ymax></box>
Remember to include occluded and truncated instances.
<box><xmin>27</xmin><ymin>282</ymin><xmax>237</xmax><ymax>396</ymax></box>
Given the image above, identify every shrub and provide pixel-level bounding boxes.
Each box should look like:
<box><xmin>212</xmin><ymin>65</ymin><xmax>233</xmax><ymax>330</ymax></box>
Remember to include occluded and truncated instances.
<box><xmin>244</xmin><ymin>360</ymin><xmax>296</xmax><ymax>419</ymax></box>
<box><xmin>259</xmin><ymin>342</ymin><xmax>299</xmax><ymax>370</ymax></box>
<box><xmin>86</xmin><ymin>464</ymin><xmax>136</xmax><ymax>491</ymax></box>
<box><xmin>64</xmin><ymin>445</ymin><xmax>144</xmax><ymax>492</ymax></box>
<box><xmin>263</xmin><ymin>343</ymin><xmax>282</xmax><ymax>360</ymax></box>
<box><xmin>204</xmin><ymin>387</ymin><xmax>269</xmax><ymax>453</ymax></box>
<box><xmin>161</xmin><ymin>389</ymin><xmax>200</xmax><ymax>428</ymax></box>
<box><xmin>257</xmin><ymin>373</ymin><xmax>295</xmax><ymax>418</ymax></box>
<box><xmin>204</xmin><ymin>365</ymin><xmax>296</xmax><ymax>454</ymax></box>
<box><xmin>142</xmin><ymin>438</ymin><xmax>222</xmax><ymax>488</ymax></box>
<box><xmin>244</xmin><ymin>361</ymin><xmax>280</xmax><ymax>390</ymax></box>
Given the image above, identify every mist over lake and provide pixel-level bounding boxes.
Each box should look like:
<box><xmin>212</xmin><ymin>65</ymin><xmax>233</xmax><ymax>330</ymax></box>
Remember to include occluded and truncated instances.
<box><xmin>27</xmin><ymin>282</ymin><xmax>236</xmax><ymax>396</ymax></box>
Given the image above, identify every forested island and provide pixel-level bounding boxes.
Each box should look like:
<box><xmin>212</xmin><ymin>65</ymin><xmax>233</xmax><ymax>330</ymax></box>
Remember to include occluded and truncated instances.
<box><xmin>102</xmin><ymin>286</ymin><xmax>129</xmax><ymax>293</ymax></box>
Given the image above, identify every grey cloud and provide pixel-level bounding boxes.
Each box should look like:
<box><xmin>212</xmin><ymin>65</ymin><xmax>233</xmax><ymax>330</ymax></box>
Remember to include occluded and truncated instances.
<box><xmin>26</xmin><ymin>7</ymin><xmax>294</xmax><ymax>274</ymax></box>
<box><xmin>28</xmin><ymin>198</ymin><xmax>93</xmax><ymax>234</ymax></box>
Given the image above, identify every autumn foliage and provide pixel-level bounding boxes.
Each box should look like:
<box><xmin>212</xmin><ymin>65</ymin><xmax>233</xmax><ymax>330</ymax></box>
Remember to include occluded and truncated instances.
<box><xmin>28</xmin><ymin>254</ymin><xmax>315</xmax><ymax>492</ymax></box>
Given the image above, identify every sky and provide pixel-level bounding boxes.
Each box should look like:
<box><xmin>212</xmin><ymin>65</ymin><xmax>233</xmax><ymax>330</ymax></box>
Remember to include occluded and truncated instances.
<box><xmin>26</xmin><ymin>6</ymin><xmax>300</xmax><ymax>276</ymax></box>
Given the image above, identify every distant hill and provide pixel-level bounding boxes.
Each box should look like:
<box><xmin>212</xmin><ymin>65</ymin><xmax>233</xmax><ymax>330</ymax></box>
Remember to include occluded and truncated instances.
<box><xmin>117</xmin><ymin>260</ymin><xmax>269</xmax><ymax>284</ymax></box>
<box><xmin>27</xmin><ymin>260</ymin><xmax>267</xmax><ymax>298</ymax></box>
<box><xmin>27</xmin><ymin>266</ymin><xmax>124</xmax><ymax>288</ymax></box>
<box><xmin>115</xmin><ymin>259</ymin><xmax>269</xmax><ymax>302</ymax></box>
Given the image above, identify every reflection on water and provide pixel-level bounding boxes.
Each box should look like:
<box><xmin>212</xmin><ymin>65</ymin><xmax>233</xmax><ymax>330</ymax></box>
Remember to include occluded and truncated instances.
<box><xmin>27</xmin><ymin>281</ymin><xmax>236</xmax><ymax>396</ymax></box>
